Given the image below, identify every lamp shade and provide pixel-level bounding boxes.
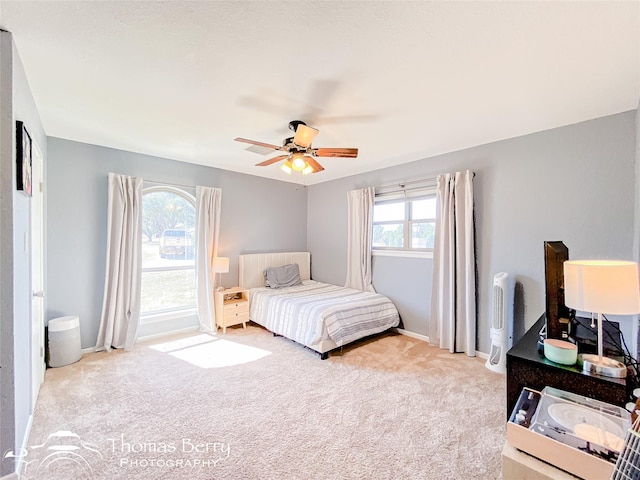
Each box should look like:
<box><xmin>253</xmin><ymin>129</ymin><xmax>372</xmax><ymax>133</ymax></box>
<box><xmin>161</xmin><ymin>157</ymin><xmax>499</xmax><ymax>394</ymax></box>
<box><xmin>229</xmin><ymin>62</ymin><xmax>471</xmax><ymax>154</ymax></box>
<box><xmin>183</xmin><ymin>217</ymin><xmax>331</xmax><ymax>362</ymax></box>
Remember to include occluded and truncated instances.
<box><xmin>293</xmin><ymin>124</ymin><xmax>319</xmax><ymax>148</ymax></box>
<box><xmin>213</xmin><ymin>257</ymin><xmax>229</xmax><ymax>274</ymax></box>
<box><xmin>563</xmin><ymin>260</ymin><xmax>640</xmax><ymax>315</ymax></box>
<box><xmin>280</xmin><ymin>160</ymin><xmax>292</xmax><ymax>174</ymax></box>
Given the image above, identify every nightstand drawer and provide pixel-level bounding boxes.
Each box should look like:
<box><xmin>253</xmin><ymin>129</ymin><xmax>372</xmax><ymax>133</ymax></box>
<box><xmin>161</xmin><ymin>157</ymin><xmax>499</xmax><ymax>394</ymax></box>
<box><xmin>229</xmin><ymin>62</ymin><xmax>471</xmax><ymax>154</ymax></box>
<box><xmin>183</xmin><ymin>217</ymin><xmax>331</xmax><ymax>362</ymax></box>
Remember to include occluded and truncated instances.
<box><xmin>223</xmin><ymin>311</ymin><xmax>249</xmax><ymax>322</ymax></box>
<box><xmin>224</xmin><ymin>301</ymin><xmax>248</xmax><ymax>315</ymax></box>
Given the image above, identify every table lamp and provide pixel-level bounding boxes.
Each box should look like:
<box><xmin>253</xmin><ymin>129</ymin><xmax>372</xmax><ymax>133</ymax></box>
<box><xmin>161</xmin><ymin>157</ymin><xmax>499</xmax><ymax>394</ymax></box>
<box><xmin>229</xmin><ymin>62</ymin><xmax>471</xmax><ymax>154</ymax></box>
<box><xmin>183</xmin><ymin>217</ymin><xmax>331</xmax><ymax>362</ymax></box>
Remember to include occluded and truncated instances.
<box><xmin>563</xmin><ymin>260</ymin><xmax>640</xmax><ymax>378</ymax></box>
<box><xmin>213</xmin><ymin>257</ymin><xmax>229</xmax><ymax>292</ymax></box>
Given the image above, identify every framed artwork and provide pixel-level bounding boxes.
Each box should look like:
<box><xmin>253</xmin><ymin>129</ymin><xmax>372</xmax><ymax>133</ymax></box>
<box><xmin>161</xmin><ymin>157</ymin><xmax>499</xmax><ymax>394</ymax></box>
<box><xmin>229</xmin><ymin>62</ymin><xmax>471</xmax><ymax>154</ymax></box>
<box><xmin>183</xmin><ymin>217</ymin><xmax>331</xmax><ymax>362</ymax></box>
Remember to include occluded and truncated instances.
<box><xmin>16</xmin><ymin>121</ymin><xmax>32</xmax><ymax>197</ymax></box>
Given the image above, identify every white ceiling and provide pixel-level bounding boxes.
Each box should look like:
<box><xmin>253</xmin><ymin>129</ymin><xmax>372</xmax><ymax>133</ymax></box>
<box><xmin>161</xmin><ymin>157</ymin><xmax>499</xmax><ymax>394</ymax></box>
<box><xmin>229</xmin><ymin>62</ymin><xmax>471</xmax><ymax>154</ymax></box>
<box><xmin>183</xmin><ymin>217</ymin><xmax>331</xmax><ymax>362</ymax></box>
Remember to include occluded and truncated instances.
<box><xmin>1</xmin><ymin>1</ymin><xmax>638</xmax><ymax>186</ymax></box>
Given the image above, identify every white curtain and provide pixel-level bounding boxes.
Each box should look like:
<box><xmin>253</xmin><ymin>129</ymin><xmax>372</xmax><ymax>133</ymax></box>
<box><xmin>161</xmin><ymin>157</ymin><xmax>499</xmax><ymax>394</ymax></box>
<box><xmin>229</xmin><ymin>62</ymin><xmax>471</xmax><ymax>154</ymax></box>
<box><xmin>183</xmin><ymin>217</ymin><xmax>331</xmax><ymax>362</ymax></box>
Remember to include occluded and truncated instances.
<box><xmin>96</xmin><ymin>173</ymin><xmax>143</xmax><ymax>352</ymax></box>
<box><xmin>195</xmin><ymin>186</ymin><xmax>222</xmax><ymax>334</ymax></box>
<box><xmin>345</xmin><ymin>187</ymin><xmax>376</xmax><ymax>292</ymax></box>
<box><xmin>429</xmin><ymin>170</ymin><xmax>476</xmax><ymax>356</ymax></box>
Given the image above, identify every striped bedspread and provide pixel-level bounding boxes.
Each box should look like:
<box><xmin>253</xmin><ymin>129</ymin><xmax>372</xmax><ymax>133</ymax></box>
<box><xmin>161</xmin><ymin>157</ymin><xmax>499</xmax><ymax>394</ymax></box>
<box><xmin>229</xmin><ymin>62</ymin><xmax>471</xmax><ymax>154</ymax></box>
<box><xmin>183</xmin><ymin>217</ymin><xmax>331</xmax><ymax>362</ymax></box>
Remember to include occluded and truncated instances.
<box><xmin>249</xmin><ymin>280</ymin><xmax>400</xmax><ymax>348</ymax></box>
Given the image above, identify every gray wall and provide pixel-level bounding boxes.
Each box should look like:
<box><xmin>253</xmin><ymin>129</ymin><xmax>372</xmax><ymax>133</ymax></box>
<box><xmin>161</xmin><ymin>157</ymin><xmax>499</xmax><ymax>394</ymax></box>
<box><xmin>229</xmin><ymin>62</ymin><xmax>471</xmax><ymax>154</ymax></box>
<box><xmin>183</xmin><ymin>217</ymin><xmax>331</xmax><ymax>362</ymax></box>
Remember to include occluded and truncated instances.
<box><xmin>0</xmin><ymin>31</ymin><xmax>47</xmax><ymax>476</ymax></box>
<box><xmin>308</xmin><ymin>112</ymin><xmax>637</xmax><ymax>354</ymax></box>
<box><xmin>46</xmin><ymin>138</ymin><xmax>307</xmax><ymax>348</ymax></box>
<box><xmin>372</xmin><ymin>256</ymin><xmax>432</xmax><ymax>335</ymax></box>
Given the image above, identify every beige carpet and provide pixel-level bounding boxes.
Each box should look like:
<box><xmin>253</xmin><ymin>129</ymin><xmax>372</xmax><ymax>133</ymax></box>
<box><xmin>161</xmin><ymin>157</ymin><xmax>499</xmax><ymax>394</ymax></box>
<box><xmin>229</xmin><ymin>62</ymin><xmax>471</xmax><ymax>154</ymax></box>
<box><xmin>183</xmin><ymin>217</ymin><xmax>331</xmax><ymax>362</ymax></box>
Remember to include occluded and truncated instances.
<box><xmin>20</xmin><ymin>325</ymin><xmax>506</xmax><ymax>479</ymax></box>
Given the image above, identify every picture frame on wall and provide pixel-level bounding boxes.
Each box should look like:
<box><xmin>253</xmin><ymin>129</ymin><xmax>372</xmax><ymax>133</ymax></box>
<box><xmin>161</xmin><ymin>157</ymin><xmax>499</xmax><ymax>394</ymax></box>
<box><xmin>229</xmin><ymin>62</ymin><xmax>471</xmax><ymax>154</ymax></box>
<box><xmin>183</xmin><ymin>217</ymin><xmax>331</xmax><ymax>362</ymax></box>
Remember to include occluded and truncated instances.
<box><xmin>16</xmin><ymin>120</ymin><xmax>32</xmax><ymax>197</ymax></box>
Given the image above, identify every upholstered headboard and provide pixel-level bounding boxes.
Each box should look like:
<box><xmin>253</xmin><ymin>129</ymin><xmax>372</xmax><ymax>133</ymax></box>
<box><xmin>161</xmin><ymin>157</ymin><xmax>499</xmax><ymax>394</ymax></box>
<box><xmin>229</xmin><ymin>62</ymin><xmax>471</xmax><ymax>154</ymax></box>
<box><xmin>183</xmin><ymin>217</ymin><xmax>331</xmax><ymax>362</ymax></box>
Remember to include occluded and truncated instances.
<box><xmin>239</xmin><ymin>252</ymin><xmax>311</xmax><ymax>289</ymax></box>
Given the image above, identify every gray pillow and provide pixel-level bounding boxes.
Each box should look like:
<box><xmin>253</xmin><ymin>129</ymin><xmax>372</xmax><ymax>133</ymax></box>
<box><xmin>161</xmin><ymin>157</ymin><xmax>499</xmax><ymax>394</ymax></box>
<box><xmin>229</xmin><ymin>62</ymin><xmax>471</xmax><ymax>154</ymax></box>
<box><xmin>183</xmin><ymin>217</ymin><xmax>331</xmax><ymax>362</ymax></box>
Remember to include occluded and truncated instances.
<box><xmin>264</xmin><ymin>263</ymin><xmax>303</xmax><ymax>288</ymax></box>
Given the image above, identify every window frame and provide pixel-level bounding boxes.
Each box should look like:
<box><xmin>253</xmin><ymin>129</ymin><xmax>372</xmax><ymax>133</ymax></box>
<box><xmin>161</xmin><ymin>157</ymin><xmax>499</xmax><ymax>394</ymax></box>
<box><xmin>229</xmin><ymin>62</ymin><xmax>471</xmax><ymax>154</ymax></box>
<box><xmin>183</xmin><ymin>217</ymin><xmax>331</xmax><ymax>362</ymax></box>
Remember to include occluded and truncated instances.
<box><xmin>372</xmin><ymin>190</ymin><xmax>437</xmax><ymax>259</ymax></box>
<box><xmin>140</xmin><ymin>185</ymin><xmax>197</xmax><ymax>322</ymax></box>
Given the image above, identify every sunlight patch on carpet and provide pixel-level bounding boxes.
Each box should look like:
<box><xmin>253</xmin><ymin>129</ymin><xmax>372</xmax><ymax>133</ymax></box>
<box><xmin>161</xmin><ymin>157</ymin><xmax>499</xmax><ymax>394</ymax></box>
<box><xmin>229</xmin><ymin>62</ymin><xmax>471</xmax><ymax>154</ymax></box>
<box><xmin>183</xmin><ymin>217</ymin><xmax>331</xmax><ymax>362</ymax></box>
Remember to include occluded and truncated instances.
<box><xmin>150</xmin><ymin>335</ymin><xmax>271</xmax><ymax>368</ymax></box>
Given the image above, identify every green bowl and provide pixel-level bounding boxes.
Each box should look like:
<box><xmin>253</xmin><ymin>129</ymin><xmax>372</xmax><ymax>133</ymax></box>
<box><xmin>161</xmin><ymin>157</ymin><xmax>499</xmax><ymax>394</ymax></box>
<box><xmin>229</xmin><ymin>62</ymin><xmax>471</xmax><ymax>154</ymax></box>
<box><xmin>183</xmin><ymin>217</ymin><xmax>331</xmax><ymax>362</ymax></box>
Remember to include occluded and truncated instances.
<box><xmin>544</xmin><ymin>339</ymin><xmax>578</xmax><ymax>365</ymax></box>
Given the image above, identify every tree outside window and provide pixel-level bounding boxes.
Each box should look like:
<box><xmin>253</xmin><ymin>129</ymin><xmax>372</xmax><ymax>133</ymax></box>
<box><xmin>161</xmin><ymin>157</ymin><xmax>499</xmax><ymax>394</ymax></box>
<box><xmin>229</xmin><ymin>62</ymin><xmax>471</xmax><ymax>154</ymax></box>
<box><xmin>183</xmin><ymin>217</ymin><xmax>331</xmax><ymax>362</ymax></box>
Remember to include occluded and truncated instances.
<box><xmin>141</xmin><ymin>187</ymin><xmax>196</xmax><ymax>315</ymax></box>
<box><xmin>373</xmin><ymin>195</ymin><xmax>436</xmax><ymax>251</ymax></box>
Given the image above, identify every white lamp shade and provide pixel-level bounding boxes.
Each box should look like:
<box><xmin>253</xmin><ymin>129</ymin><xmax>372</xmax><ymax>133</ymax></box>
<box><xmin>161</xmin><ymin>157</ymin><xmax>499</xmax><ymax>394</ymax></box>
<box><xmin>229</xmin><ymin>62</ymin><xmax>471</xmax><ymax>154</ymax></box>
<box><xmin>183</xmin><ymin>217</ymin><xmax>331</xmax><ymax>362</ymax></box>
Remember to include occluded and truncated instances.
<box><xmin>280</xmin><ymin>160</ymin><xmax>292</xmax><ymax>174</ymax></box>
<box><xmin>213</xmin><ymin>257</ymin><xmax>229</xmax><ymax>274</ymax></box>
<box><xmin>563</xmin><ymin>260</ymin><xmax>640</xmax><ymax>315</ymax></box>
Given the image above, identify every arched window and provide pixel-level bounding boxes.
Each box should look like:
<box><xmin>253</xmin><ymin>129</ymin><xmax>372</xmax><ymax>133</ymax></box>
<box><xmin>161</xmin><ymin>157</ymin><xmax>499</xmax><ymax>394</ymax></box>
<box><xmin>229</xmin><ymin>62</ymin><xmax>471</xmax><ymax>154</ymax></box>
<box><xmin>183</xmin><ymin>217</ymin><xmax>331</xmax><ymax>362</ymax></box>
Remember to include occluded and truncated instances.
<box><xmin>141</xmin><ymin>186</ymin><xmax>196</xmax><ymax>316</ymax></box>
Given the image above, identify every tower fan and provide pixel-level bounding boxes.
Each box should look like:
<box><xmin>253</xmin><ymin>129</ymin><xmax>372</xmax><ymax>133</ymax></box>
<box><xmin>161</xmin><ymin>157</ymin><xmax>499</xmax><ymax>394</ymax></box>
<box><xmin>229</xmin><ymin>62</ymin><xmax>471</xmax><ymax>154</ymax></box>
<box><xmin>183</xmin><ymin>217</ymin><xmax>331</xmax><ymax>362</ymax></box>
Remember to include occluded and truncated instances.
<box><xmin>485</xmin><ymin>272</ymin><xmax>513</xmax><ymax>373</ymax></box>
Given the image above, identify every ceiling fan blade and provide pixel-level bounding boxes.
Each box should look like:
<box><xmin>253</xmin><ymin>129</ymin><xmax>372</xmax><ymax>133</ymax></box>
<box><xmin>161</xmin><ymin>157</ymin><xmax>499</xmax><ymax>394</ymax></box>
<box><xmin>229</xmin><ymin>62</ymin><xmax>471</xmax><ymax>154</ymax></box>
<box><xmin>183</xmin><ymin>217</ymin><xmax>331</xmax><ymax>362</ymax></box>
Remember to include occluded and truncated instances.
<box><xmin>314</xmin><ymin>148</ymin><xmax>358</xmax><ymax>158</ymax></box>
<box><xmin>234</xmin><ymin>137</ymin><xmax>282</xmax><ymax>150</ymax></box>
<box><xmin>255</xmin><ymin>155</ymin><xmax>289</xmax><ymax>167</ymax></box>
<box><xmin>293</xmin><ymin>124</ymin><xmax>319</xmax><ymax>148</ymax></box>
<box><xmin>305</xmin><ymin>156</ymin><xmax>325</xmax><ymax>173</ymax></box>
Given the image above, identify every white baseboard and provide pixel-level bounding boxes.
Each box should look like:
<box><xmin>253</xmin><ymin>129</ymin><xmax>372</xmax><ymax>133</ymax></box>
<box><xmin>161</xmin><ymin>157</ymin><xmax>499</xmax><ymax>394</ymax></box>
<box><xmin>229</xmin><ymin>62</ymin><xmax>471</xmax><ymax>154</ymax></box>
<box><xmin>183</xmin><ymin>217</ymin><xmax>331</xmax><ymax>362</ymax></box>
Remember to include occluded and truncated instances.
<box><xmin>8</xmin><ymin>413</ymin><xmax>34</xmax><ymax>478</ymax></box>
<box><xmin>83</xmin><ymin>326</ymin><xmax>200</xmax><ymax>354</ymax></box>
<box><xmin>475</xmin><ymin>351</ymin><xmax>489</xmax><ymax>360</ymax></box>
<box><xmin>137</xmin><ymin>325</ymin><xmax>200</xmax><ymax>343</ymax></box>
<box><xmin>394</xmin><ymin>328</ymin><xmax>489</xmax><ymax>359</ymax></box>
<box><xmin>394</xmin><ymin>327</ymin><xmax>429</xmax><ymax>343</ymax></box>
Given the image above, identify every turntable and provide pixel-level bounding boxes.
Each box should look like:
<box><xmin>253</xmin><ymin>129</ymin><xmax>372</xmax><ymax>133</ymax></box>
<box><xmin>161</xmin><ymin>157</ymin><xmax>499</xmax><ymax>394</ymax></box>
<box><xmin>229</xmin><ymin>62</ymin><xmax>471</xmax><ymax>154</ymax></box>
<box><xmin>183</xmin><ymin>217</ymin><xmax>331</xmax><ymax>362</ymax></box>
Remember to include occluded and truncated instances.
<box><xmin>507</xmin><ymin>386</ymin><xmax>631</xmax><ymax>480</ymax></box>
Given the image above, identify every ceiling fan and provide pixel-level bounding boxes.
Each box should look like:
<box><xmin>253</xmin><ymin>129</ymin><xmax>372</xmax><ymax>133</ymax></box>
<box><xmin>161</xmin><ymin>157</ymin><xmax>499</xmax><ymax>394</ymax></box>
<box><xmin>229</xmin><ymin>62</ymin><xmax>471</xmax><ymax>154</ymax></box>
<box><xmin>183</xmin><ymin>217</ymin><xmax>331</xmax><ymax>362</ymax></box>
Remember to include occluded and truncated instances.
<box><xmin>234</xmin><ymin>120</ymin><xmax>358</xmax><ymax>175</ymax></box>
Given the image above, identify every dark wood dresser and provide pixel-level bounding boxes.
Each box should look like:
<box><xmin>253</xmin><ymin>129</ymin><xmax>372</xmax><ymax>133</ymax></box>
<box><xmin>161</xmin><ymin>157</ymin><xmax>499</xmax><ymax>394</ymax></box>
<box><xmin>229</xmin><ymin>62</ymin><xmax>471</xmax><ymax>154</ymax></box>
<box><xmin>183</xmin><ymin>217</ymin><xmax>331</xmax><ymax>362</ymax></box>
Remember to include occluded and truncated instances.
<box><xmin>505</xmin><ymin>315</ymin><xmax>628</xmax><ymax>418</ymax></box>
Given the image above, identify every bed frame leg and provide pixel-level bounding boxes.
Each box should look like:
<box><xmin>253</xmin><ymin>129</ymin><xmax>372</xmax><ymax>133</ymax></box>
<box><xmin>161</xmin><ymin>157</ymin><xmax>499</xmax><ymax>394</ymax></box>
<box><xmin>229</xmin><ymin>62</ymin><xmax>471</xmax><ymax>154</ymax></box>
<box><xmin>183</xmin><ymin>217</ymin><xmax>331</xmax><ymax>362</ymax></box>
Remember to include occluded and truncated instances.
<box><xmin>320</xmin><ymin>352</ymin><xmax>329</xmax><ymax>360</ymax></box>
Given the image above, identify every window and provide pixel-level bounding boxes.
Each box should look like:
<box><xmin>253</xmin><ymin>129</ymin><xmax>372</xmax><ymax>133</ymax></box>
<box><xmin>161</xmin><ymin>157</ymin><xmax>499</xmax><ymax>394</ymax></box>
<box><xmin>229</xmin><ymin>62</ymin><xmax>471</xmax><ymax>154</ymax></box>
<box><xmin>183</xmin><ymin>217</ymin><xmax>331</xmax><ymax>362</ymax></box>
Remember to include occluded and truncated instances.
<box><xmin>373</xmin><ymin>194</ymin><xmax>437</xmax><ymax>254</ymax></box>
<box><xmin>141</xmin><ymin>186</ymin><xmax>196</xmax><ymax>317</ymax></box>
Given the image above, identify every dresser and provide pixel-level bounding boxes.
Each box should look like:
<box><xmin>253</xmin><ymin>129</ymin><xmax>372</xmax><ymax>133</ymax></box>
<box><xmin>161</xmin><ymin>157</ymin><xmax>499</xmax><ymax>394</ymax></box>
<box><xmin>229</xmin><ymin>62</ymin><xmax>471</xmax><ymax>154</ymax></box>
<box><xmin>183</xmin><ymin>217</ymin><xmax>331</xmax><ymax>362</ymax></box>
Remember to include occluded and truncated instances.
<box><xmin>214</xmin><ymin>287</ymin><xmax>249</xmax><ymax>334</ymax></box>
<box><xmin>505</xmin><ymin>315</ymin><xmax>628</xmax><ymax>418</ymax></box>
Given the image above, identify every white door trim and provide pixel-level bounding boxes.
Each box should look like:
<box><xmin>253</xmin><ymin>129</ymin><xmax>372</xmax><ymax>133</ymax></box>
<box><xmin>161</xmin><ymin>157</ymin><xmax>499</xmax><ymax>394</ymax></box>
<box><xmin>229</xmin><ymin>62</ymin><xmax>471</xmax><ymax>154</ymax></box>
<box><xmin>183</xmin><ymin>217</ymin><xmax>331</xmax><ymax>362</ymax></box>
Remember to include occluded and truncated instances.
<box><xmin>30</xmin><ymin>140</ymin><xmax>44</xmax><ymax>410</ymax></box>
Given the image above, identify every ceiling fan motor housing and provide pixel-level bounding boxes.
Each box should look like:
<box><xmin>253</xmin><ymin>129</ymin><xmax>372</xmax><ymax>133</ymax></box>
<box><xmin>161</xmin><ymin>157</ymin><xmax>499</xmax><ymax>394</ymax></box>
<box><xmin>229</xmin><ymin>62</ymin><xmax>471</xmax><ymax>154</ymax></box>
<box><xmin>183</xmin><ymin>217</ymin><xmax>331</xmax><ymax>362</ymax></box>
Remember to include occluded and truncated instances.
<box><xmin>288</xmin><ymin>120</ymin><xmax>306</xmax><ymax>132</ymax></box>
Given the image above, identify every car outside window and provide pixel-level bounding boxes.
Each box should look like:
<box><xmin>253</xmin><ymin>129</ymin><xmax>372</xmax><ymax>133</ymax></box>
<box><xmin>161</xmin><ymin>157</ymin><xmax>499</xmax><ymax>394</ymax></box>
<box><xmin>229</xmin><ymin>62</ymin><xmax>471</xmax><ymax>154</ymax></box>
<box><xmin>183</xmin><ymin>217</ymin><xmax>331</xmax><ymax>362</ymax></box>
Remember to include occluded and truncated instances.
<box><xmin>141</xmin><ymin>187</ymin><xmax>196</xmax><ymax>316</ymax></box>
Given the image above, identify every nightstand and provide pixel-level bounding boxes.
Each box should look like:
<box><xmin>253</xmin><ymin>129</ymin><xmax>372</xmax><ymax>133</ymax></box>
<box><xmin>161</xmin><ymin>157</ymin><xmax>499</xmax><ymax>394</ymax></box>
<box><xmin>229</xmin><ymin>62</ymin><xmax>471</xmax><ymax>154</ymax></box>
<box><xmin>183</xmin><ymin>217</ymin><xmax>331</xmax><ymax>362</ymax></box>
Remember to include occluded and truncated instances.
<box><xmin>214</xmin><ymin>287</ymin><xmax>249</xmax><ymax>334</ymax></box>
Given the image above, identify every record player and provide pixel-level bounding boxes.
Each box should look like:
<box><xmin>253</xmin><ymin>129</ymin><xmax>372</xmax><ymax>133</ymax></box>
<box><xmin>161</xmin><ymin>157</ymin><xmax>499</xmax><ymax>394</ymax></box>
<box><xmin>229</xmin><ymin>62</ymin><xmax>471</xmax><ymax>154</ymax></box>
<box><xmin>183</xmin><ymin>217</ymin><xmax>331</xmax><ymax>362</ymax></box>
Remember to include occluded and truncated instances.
<box><xmin>507</xmin><ymin>386</ymin><xmax>631</xmax><ymax>480</ymax></box>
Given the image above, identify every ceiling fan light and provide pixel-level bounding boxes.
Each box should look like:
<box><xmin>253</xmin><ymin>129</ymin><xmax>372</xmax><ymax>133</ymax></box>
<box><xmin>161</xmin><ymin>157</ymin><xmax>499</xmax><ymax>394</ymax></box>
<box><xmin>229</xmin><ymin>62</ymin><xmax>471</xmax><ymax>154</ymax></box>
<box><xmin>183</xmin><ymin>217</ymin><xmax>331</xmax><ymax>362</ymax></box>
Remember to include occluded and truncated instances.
<box><xmin>302</xmin><ymin>164</ymin><xmax>314</xmax><ymax>175</ymax></box>
<box><xmin>280</xmin><ymin>160</ymin><xmax>292</xmax><ymax>174</ymax></box>
<box><xmin>290</xmin><ymin>153</ymin><xmax>306</xmax><ymax>172</ymax></box>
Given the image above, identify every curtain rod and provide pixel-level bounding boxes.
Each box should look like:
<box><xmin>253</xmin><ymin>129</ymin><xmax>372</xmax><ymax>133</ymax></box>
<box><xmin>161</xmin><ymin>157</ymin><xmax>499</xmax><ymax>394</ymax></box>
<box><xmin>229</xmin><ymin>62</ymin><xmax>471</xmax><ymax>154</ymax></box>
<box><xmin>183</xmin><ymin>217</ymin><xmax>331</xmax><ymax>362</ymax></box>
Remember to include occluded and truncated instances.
<box><xmin>375</xmin><ymin>171</ymin><xmax>476</xmax><ymax>193</ymax></box>
<box><xmin>375</xmin><ymin>177</ymin><xmax>437</xmax><ymax>195</ymax></box>
<box><xmin>376</xmin><ymin>177</ymin><xmax>436</xmax><ymax>190</ymax></box>
<box><xmin>143</xmin><ymin>179</ymin><xmax>197</xmax><ymax>190</ymax></box>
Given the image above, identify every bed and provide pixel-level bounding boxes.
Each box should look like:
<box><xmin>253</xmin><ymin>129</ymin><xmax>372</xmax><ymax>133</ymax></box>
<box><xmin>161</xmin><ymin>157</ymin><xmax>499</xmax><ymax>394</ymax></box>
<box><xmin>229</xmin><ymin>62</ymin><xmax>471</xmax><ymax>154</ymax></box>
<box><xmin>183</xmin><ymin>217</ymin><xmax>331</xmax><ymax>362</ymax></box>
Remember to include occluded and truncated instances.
<box><xmin>239</xmin><ymin>252</ymin><xmax>400</xmax><ymax>359</ymax></box>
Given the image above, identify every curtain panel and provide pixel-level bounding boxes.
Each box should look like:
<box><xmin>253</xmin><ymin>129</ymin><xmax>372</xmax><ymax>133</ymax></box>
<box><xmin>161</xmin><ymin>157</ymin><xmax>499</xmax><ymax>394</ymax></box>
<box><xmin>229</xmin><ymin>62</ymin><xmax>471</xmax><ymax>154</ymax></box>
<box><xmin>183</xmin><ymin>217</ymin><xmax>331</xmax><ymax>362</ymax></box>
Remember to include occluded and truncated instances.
<box><xmin>345</xmin><ymin>187</ymin><xmax>376</xmax><ymax>292</ymax></box>
<box><xmin>96</xmin><ymin>173</ymin><xmax>143</xmax><ymax>352</ymax></box>
<box><xmin>429</xmin><ymin>170</ymin><xmax>476</xmax><ymax>356</ymax></box>
<box><xmin>195</xmin><ymin>186</ymin><xmax>222</xmax><ymax>334</ymax></box>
